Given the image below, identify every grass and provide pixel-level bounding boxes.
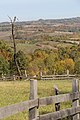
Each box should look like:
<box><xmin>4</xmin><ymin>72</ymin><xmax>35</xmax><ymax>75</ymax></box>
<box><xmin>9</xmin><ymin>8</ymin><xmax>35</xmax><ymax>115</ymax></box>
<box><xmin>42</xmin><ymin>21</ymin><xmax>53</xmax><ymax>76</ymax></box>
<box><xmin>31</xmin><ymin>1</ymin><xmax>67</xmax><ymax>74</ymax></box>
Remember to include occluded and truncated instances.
<box><xmin>0</xmin><ymin>81</ymin><xmax>30</xmax><ymax>120</ymax></box>
<box><xmin>16</xmin><ymin>41</ymin><xmax>73</xmax><ymax>54</ymax></box>
<box><xmin>16</xmin><ymin>42</ymin><xmax>39</xmax><ymax>54</ymax></box>
<box><xmin>0</xmin><ymin>80</ymin><xmax>77</xmax><ymax>120</ymax></box>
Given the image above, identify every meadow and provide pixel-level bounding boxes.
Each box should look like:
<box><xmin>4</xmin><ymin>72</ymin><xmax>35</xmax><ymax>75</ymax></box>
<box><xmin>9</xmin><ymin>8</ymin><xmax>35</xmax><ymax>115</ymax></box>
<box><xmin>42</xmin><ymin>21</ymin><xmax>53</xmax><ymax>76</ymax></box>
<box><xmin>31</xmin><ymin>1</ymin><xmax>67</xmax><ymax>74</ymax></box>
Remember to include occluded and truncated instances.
<box><xmin>0</xmin><ymin>80</ymin><xmax>77</xmax><ymax>120</ymax></box>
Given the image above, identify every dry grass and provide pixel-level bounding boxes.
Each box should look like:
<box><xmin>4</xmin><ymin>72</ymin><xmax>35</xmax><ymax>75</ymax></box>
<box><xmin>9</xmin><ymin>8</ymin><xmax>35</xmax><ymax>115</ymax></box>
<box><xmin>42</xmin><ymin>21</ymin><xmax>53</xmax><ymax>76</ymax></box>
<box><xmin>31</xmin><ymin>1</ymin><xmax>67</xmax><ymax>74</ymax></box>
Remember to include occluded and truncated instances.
<box><xmin>0</xmin><ymin>80</ymin><xmax>77</xmax><ymax>120</ymax></box>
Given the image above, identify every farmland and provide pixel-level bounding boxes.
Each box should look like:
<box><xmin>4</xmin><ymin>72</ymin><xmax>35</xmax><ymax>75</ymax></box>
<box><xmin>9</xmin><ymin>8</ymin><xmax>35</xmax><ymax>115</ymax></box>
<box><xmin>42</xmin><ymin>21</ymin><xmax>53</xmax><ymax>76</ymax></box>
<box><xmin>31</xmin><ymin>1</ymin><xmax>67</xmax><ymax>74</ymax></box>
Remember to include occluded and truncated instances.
<box><xmin>0</xmin><ymin>80</ymin><xmax>76</xmax><ymax>120</ymax></box>
<box><xmin>0</xmin><ymin>17</ymin><xmax>80</xmax><ymax>54</ymax></box>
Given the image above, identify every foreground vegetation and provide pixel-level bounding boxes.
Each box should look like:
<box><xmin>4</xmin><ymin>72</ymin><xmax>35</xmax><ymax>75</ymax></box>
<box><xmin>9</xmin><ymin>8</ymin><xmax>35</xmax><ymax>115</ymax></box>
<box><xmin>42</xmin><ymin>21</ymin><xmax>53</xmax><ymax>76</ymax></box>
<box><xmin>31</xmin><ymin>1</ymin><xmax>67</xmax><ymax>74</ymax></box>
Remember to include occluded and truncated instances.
<box><xmin>0</xmin><ymin>80</ymin><xmax>77</xmax><ymax>120</ymax></box>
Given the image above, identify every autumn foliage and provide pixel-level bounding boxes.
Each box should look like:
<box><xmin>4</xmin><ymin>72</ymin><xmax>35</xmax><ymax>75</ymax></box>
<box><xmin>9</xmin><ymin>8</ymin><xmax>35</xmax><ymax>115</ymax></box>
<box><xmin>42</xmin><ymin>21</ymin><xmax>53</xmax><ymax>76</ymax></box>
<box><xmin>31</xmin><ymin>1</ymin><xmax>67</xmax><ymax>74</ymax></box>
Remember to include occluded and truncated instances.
<box><xmin>0</xmin><ymin>41</ymin><xmax>80</xmax><ymax>76</ymax></box>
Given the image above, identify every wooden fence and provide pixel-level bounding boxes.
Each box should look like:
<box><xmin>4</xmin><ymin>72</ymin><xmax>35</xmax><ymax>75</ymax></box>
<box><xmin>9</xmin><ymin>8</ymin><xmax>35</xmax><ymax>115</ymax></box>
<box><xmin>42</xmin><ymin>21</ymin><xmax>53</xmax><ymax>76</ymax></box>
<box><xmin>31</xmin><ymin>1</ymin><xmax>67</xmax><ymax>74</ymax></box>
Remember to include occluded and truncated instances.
<box><xmin>0</xmin><ymin>75</ymin><xmax>28</xmax><ymax>81</ymax></box>
<box><xmin>0</xmin><ymin>74</ymin><xmax>80</xmax><ymax>81</ymax></box>
<box><xmin>40</xmin><ymin>74</ymin><xmax>77</xmax><ymax>80</ymax></box>
<box><xmin>0</xmin><ymin>79</ymin><xmax>80</xmax><ymax>120</ymax></box>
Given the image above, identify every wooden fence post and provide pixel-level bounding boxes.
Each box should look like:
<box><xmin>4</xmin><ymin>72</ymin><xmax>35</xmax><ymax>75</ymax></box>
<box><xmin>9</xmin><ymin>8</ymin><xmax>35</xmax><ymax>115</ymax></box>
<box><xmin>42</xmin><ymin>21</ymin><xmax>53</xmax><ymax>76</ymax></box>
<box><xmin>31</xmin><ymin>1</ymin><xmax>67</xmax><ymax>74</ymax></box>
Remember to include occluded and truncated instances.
<box><xmin>54</xmin><ymin>85</ymin><xmax>60</xmax><ymax>111</ymax></box>
<box><xmin>40</xmin><ymin>71</ymin><xmax>42</xmax><ymax>79</ymax></box>
<box><xmin>29</xmin><ymin>79</ymin><xmax>37</xmax><ymax>120</ymax></box>
<box><xmin>72</xmin><ymin>79</ymin><xmax>79</xmax><ymax>120</ymax></box>
<box><xmin>13</xmin><ymin>75</ymin><xmax>16</xmax><ymax>81</ymax></box>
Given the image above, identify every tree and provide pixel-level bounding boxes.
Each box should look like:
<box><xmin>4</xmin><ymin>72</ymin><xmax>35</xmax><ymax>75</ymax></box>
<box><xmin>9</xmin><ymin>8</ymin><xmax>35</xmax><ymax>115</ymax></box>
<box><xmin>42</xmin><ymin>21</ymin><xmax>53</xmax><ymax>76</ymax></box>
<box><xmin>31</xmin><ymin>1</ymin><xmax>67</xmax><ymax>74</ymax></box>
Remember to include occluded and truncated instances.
<box><xmin>54</xmin><ymin>58</ymin><xmax>75</xmax><ymax>74</ymax></box>
<box><xmin>16</xmin><ymin>50</ymin><xmax>27</xmax><ymax>74</ymax></box>
<box><xmin>28</xmin><ymin>60</ymin><xmax>39</xmax><ymax>76</ymax></box>
<box><xmin>58</xmin><ymin>47</ymin><xmax>69</xmax><ymax>60</ymax></box>
<box><xmin>64</xmin><ymin>58</ymin><xmax>75</xmax><ymax>74</ymax></box>
<box><xmin>0</xmin><ymin>55</ymin><xmax>9</xmax><ymax>75</ymax></box>
<box><xmin>45</xmin><ymin>52</ymin><xmax>58</xmax><ymax>74</ymax></box>
<box><xmin>0</xmin><ymin>41</ymin><xmax>13</xmax><ymax>75</ymax></box>
<box><xmin>74</xmin><ymin>58</ymin><xmax>80</xmax><ymax>74</ymax></box>
<box><xmin>33</xmin><ymin>49</ymin><xmax>48</xmax><ymax>59</ymax></box>
<box><xmin>8</xmin><ymin>16</ymin><xmax>21</xmax><ymax>76</ymax></box>
<box><xmin>0</xmin><ymin>41</ymin><xmax>12</xmax><ymax>61</ymax></box>
<box><xmin>54</xmin><ymin>60</ymin><xmax>65</xmax><ymax>74</ymax></box>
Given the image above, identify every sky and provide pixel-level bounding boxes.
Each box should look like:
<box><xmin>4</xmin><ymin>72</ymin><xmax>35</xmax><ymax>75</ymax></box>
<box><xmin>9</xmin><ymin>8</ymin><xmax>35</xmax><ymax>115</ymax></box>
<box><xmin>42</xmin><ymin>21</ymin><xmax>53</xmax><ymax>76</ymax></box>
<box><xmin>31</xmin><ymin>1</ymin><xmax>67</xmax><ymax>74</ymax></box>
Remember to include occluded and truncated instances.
<box><xmin>0</xmin><ymin>0</ymin><xmax>80</xmax><ymax>22</ymax></box>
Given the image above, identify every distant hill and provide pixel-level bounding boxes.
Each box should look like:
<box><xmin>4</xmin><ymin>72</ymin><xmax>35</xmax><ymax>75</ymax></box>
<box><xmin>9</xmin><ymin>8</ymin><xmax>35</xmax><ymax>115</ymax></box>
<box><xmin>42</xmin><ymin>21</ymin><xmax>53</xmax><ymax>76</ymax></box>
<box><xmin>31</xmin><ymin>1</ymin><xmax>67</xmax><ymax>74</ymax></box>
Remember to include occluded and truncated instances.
<box><xmin>0</xmin><ymin>17</ymin><xmax>80</xmax><ymax>25</ymax></box>
<box><xmin>0</xmin><ymin>17</ymin><xmax>80</xmax><ymax>54</ymax></box>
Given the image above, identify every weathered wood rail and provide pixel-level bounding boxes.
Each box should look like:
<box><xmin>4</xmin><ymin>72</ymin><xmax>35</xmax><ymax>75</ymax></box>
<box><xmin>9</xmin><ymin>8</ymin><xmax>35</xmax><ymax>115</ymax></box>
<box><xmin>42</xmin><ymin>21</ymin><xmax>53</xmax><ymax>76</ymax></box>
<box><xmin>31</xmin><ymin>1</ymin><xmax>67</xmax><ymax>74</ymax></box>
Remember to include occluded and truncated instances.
<box><xmin>0</xmin><ymin>74</ymin><xmax>80</xmax><ymax>81</ymax></box>
<box><xmin>41</xmin><ymin>74</ymin><xmax>77</xmax><ymax>80</ymax></box>
<box><xmin>0</xmin><ymin>79</ymin><xmax>80</xmax><ymax>120</ymax></box>
<box><xmin>0</xmin><ymin>75</ymin><xmax>28</xmax><ymax>81</ymax></box>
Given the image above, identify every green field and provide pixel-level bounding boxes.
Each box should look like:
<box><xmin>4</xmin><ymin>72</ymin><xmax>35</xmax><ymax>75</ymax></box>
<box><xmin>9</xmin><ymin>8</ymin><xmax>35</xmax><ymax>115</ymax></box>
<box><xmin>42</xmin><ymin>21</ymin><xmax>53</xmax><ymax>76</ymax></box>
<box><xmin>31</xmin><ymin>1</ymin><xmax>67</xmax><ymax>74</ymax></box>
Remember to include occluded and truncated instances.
<box><xmin>0</xmin><ymin>80</ymin><xmax>77</xmax><ymax>120</ymax></box>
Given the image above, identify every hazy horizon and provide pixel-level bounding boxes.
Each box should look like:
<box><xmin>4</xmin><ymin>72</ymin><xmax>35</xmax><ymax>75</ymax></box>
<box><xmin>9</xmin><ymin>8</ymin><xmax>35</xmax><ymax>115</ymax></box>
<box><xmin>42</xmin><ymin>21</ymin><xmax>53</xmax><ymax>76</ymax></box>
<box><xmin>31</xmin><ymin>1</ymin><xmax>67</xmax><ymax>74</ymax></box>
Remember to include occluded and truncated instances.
<box><xmin>1</xmin><ymin>16</ymin><xmax>80</xmax><ymax>23</ymax></box>
<box><xmin>0</xmin><ymin>0</ymin><xmax>80</xmax><ymax>22</ymax></box>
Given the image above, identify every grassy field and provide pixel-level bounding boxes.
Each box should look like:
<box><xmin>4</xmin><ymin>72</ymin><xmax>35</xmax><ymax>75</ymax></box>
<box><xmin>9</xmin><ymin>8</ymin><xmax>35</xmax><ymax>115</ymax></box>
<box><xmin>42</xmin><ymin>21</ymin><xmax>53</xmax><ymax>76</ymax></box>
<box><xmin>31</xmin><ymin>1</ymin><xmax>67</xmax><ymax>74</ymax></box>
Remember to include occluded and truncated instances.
<box><xmin>0</xmin><ymin>80</ymin><xmax>77</xmax><ymax>120</ymax></box>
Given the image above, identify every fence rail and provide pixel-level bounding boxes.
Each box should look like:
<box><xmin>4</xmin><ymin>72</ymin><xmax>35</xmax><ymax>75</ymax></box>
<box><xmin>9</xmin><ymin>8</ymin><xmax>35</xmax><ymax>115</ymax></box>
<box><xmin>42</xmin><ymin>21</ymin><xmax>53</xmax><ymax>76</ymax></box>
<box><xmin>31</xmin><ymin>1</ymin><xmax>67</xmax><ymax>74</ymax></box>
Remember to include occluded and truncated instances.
<box><xmin>0</xmin><ymin>74</ymin><xmax>79</xmax><ymax>81</ymax></box>
<box><xmin>35</xmin><ymin>106</ymin><xmax>80</xmax><ymax>120</ymax></box>
<box><xmin>0</xmin><ymin>99</ymin><xmax>38</xmax><ymax>119</ymax></box>
<box><xmin>0</xmin><ymin>79</ymin><xmax>80</xmax><ymax>120</ymax></box>
<box><xmin>39</xmin><ymin>92</ymin><xmax>80</xmax><ymax>106</ymax></box>
<box><xmin>41</xmin><ymin>74</ymin><xmax>77</xmax><ymax>80</ymax></box>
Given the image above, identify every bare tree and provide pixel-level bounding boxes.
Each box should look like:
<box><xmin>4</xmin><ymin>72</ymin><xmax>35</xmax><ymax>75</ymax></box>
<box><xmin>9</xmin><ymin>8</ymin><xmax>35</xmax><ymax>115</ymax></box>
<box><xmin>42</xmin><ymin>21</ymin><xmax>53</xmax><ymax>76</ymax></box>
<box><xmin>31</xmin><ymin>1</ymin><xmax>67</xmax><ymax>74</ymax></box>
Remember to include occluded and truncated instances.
<box><xmin>8</xmin><ymin>16</ymin><xmax>21</xmax><ymax>77</ymax></box>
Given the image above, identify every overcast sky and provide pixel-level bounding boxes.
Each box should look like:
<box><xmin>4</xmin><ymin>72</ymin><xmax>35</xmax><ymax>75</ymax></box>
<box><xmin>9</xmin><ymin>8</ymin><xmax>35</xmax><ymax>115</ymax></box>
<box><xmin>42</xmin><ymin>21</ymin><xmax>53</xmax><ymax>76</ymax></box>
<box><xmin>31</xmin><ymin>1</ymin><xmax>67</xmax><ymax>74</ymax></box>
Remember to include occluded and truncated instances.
<box><xmin>0</xmin><ymin>0</ymin><xmax>80</xmax><ymax>22</ymax></box>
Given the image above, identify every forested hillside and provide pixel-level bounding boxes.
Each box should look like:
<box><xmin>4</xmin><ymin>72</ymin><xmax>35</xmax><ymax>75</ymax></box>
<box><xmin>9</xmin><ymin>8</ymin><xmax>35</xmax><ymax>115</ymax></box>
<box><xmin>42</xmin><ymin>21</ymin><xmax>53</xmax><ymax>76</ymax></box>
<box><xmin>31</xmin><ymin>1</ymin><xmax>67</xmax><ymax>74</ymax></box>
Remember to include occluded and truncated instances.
<box><xmin>0</xmin><ymin>41</ymin><xmax>80</xmax><ymax>76</ymax></box>
<box><xmin>0</xmin><ymin>17</ymin><xmax>80</xmax><ymax>77</ymax></box>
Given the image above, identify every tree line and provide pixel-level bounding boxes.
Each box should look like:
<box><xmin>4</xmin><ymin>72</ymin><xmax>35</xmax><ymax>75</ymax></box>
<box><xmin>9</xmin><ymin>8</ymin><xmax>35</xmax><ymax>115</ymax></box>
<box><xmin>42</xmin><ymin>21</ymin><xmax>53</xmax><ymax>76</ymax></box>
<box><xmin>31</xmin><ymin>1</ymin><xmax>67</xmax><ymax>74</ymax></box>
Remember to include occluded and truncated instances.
<box><xmin>0</xmin><ymin>40</ymin><xmax>80</xmax><ymax>77</ymax></box>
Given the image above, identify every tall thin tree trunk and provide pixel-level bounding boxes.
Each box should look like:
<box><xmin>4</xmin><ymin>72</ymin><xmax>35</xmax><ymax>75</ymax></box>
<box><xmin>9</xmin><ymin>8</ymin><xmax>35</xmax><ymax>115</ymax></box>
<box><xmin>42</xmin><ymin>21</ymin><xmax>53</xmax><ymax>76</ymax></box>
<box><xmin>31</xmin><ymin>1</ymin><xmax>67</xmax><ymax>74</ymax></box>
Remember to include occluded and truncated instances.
<box><xmin>11</xmin><ymin>20</ymin><xmax>21</xmax><ymax>77</ymax></box>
